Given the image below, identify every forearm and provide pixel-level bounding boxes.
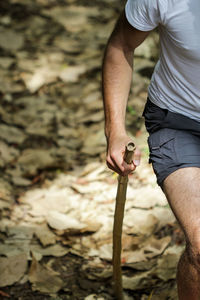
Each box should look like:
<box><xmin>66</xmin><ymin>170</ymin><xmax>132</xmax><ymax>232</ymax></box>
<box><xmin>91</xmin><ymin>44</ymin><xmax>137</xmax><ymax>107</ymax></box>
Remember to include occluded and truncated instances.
<box><xmin>102</xmin><ymin>11</ymin><xmax>149</xmax><ymax>175</ymax></box>
<box><xmin>102</xmin><ymin>41</ymin><xmax>134</xmax><ymax>139</ymax></box>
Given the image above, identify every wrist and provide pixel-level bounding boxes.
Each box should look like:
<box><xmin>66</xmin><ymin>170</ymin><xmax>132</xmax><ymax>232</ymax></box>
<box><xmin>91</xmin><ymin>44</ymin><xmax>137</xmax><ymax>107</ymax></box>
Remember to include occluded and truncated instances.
<box><xmin>105</xmin><ymin>125</ymin><xmax>127</xmax><ymax>140</ymax></box>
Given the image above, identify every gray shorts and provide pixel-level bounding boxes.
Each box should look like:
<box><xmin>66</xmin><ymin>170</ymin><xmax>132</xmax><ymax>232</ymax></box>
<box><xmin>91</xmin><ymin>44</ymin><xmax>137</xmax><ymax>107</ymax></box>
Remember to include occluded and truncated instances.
<box><xmin>148</xmin><ymin>128</ymin><xmax>200</xmax><ymax>187</ymax></box>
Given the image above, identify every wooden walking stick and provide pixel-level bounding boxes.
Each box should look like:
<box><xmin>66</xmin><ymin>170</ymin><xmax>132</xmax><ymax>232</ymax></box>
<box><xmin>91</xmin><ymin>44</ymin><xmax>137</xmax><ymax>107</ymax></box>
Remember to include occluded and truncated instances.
<box><xmin>112</xmin><ymin>142</ymin><xmax>135</xmax><ymax>300</ymax></box>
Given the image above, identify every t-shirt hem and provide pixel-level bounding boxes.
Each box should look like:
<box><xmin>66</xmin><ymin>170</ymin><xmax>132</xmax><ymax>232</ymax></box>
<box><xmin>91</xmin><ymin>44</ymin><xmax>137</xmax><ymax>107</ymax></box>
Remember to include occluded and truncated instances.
<box><xmin>148</xmin><ymin>87</ymin><xmax>200</xmax><ymax>122</ymax></box>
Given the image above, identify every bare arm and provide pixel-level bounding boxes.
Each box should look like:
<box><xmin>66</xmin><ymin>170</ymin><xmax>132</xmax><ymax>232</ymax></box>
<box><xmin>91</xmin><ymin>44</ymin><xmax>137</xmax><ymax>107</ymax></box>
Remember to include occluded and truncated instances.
<box><xmin>102</xmin><ymin>10</ymin><xmax>150</xmax><ymax>175</ymax></box>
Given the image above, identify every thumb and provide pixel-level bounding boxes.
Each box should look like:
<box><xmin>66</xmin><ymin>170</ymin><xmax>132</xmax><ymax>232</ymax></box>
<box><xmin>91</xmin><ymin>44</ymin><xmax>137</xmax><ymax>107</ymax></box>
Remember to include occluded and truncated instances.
<box><xmin>133</xmin><ymin>147</ymin><xmax>141</xmax><ymax>166</ymax></box>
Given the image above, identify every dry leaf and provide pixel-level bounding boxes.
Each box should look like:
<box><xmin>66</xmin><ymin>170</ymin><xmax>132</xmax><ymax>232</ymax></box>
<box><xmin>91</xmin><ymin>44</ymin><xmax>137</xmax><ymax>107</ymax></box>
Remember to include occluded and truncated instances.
<box><xmin>124</xmin><ymin>209</ymin><xmax>158</xmax><ymax>236</ymax></box>
<box><xmin>155</xmin><ymin>245</ymin><xmax>183</xmax><ymax>281</ymax></box>
<box><xmin>34</xmin><ymin>223</ymin><xmax>57</xmax><ymax>246</ymax></box>
<box><xmin>46</xmin><ymin>211</ymin><xmax>86</xmax><ymax>231</ymax></box>
<box><xmin>122</xmin><ymin>270</ymin><xmax>154</xmax><ymax>290</ymax></box>
<box><xmin>124</xmin><ymin>236</ymin><xmax>171</xmax><ymax>264</ymax></box>
<box><xmin>30</xmin><ymin>243</ymin><xmax>69</xmax><ymax>260</ymax></box>
<box><xmin>0</xmin><ymin>253</ymin><xmax>28</xmax><ymax>287</ymax></box>
<box><xmin>28</xmin><ymin>255</ymin><xmax>63</xmax><ymax>293</ymax></box>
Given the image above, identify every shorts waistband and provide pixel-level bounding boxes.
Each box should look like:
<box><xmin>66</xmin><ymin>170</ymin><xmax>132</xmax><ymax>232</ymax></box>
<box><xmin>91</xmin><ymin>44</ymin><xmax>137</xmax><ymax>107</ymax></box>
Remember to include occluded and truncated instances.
<box><xmin>143</xmin><ymin>98</ymin><xmax>200</xmax><ymax>135</ymax></box>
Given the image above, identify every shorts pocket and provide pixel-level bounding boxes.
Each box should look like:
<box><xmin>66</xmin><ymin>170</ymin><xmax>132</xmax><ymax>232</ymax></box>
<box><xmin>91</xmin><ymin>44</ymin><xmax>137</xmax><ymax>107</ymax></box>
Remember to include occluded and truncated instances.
<box><xmin>147</xmin><ymin>128</ymin><xmax>177</xmax><ymax>171</ymax></box>
<box><xmin>174</xmin><ymin>131</ymin><xmax>200</xmax><ymax>164</ymax></box>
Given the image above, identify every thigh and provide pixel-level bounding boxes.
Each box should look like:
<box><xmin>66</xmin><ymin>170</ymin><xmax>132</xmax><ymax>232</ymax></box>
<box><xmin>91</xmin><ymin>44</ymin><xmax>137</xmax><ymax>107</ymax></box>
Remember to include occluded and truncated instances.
<box><xmin>163</xmin><ymin>167</ymin><xmax>200</xmax><ymax>246</ymax></box>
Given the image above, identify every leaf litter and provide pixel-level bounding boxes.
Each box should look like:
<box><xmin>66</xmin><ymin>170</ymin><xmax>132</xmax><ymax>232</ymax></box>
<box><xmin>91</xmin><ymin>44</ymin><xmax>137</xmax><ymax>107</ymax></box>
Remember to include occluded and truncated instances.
<box><xmin>0</xmin><ymin>0</ymin><xmax>183</xmax><ymax>299</ymax></box>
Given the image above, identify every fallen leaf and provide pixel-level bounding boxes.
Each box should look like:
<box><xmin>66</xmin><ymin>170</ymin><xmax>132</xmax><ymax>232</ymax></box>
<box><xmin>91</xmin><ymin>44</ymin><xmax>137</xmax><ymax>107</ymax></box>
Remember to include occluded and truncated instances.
<box><xmin>124</xmin><ymin>236</ymin><xmax>171</xmax><ymax>264</ymax></box>
<box><xmin>28</xmin><ymin>255</ymin><xmax>63</xmax><ymax>293</ymax></box>
<box><xmin>34</xmin><ymin>223</ymin><xmax>57</xmax><ymax>246</ymax></box>
<box><xmin>124</xmin><ymin>209</ymin><xmax>158</xmax><ymax>236</ymax></box>
<box><xmin>0</xmin><ymin>290</ymin><xmax>10</xmax><ymax>298</ymax></box>
<box><xmin>59</xmin><ymin>65</ymin><xmax>86</xmax><ymax>83</ymax></box>
<box><xmin>30</xmin><ymin>243</ymin><xmax>69</xmax><ymax>260</ymax></box>
<box><xmin>46</xmin><ymin>211</ymin><xmax>86</xmax><ymax>231</ymax></box>
<box><xmin>0</xmin><ymin>29</ymin><xmax>24</xmax><ymax>51</ymax></box>
<box><xmin>98</xmin><ymin>243</ymin><xmax>112</xmax><ymax>261</ymax></box>
<box><xmin>0</xmin><ymin>253</ymin><xmax>28</xmax><ymax>287</ymax></box>
<box><xmin>155</xmin><ymin>245</ymin><xmax>183</xmax><ymax>281</ymax></box>
<box><xmin>122</xmin><ymin>270</ymin><xmax>155</xmax><ymax>290</ymax></box>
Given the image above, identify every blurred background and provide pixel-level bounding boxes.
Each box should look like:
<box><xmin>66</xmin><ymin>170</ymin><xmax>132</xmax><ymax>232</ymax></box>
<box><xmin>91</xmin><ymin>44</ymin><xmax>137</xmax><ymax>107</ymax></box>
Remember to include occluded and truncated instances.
<box><xmin>0</xmin><ymin>0</ymin><xmax>183</xmax><ymax>299</ymax></box>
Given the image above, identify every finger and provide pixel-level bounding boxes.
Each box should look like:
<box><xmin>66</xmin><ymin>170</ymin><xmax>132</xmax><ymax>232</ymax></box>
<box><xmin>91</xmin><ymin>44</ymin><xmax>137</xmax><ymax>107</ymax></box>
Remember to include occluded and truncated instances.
<box><xmin>110</xmin><ymin>152</ymin><xmax>126</xmax><ymax>174</ymax></box>
<box><xmin>110</xmin><ymin>147</ymin><xmax>136</xmax><ymax>176</ymax></box>
<box><xmin>122</xmin><ymin>161</ymin><xmax>136</xmax><ymax>175</ymax></box>
<box><xmin>108</xmin><ymin>155</ymin><xmax>135</xmax><ymax>176</ymax></box>
<box><xmin>108</xmin><ymin>149</ymin><xmax>124</xmax><ymax>171</ymax></box>
<box><xmin>133</xmin><ymin>147</ymin><xmax>141</xmax><ymax>167</ymax></box>
<box><xmin>106</xmin><ymin>161</ymin><xmax>116</xmax><ymax>172</ymax></box>
<box><xmin>107</xmin><ymin>157</ymin><xmax>124</xmax><ymax>175</ymax></box>
<box><xmin>113</xmin><ymin>153</ymin><xmax>135</xmax><ymax>176</ymax></box>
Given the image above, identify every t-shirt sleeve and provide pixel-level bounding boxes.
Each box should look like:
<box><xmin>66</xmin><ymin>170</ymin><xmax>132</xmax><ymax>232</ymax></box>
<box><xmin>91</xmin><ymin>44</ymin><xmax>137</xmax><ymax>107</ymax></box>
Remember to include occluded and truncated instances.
<box><xmin>125</xmin><ymin>0</ymin><xmax>161</xmax><ymax>31</ymax></box>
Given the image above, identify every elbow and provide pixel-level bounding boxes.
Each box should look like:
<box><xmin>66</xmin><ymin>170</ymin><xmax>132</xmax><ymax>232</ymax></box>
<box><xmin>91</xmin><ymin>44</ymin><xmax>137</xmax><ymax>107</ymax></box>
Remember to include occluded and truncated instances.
<box><xmin>104</xmin><ymin>36</ymin><xmax>134</xmax><ymax>62</ymax></box>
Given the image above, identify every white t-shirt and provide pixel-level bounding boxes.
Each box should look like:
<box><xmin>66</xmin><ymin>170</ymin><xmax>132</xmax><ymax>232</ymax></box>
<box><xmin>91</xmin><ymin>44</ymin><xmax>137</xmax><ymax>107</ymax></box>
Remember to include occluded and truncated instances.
<box><xmin>125</xmin><ymin>0</ymin><xmax>200</xmax><ymax>121</ymax></box>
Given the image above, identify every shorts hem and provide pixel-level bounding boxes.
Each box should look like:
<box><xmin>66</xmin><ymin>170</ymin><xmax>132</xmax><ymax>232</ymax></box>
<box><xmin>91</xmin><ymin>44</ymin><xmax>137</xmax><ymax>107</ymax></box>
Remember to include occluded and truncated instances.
<box><xmin>158</xmin><ymin>164</ymin><xmax>200</xmax><ymax>188</ymax></box>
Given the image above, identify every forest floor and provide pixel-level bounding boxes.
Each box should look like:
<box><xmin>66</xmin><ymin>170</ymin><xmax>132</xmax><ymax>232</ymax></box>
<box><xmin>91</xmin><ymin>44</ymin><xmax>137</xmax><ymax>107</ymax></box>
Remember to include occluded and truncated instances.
<box><xmin>0</xmin><ymin>0</ymin><xmax>184</xmax><ymax>299</ymax></box>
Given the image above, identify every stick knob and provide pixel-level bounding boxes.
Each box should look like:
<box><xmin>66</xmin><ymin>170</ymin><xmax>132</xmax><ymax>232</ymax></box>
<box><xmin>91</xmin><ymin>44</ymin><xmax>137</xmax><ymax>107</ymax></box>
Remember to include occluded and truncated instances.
<box><xmin>124</xmin><ymin>142</ymin><xmax>135</xmax><ymax>164</ymax></box>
